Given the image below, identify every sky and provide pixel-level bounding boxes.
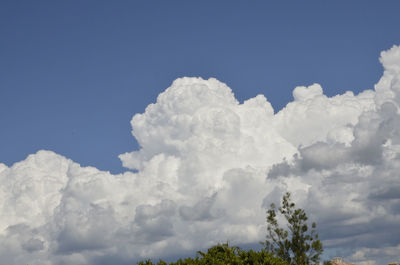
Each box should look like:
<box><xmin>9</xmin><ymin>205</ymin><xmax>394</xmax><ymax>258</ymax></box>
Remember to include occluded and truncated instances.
<box><xmin>1</xmin><ymin>0</ymin><xmax>400</xmax><ymax>174</ymax></box>
<box><xmin>1</xmin><ymin>1</ymin><xmax>400</xmax><ymax>265</ymax></box>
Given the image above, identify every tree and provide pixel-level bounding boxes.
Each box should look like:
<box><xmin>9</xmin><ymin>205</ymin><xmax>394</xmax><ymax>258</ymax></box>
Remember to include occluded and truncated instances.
<box><xmin>263</xmin><ymin>192</ymin><xmax>323</xmax><ymax>265</ymax></box>
<box><xmin>137</xmin><ymin>243</ymin><xmax>289</xmax><ymax>265</ymax></box>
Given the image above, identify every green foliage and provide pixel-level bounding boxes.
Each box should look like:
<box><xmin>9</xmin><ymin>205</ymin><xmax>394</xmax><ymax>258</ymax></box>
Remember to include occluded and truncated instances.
<box><xmin>263</xmin><ymin>192</ymin><xmax>323</xmax><ymax>265</ymax></box>
<box><xmin>138</xmin><ymin>193</ymin><xmax>323</xmax><ymax>265</ymax></box>
<box><xmin>137</xmin><ymin>243</ymin><xmax>289</xmax><ymax>265</ymax></box>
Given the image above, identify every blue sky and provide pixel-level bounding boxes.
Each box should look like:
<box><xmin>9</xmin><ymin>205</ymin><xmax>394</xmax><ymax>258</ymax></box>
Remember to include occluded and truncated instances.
<box><xmin>1</xmin><ymin>1</ymin><xmax>399</xmax><ymax>174</ymax></box>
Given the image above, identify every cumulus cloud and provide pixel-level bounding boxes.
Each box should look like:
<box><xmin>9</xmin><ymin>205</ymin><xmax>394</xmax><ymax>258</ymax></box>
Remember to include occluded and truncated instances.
<box><xmin>1</xmin><ymin>45</ymin><xmax>400</xmax><ymax>265</ymax></box>
<box><xmin>268</xmin><ymin>45</ymin><xmax>400</xmax><ymax>264</ymax></box>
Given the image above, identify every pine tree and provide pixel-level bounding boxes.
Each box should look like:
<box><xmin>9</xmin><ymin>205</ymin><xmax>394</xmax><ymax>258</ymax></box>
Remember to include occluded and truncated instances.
<box><xmin>264</xmin><ymin>192</ymin><xmax>323</xmax><ymax>265</ymax></box>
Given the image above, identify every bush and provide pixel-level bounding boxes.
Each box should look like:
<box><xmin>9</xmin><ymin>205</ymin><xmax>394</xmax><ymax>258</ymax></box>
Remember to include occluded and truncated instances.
<box><xmin>137</xmin><ymin>243</ymin><xmax>289</xmax><ymax>265</ymax></box>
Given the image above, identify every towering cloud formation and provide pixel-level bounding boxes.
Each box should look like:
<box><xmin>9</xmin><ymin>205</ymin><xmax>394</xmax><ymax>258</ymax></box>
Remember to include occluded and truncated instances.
<box><xmin>1</xmin><ymin>45</ymin><xmax>399</xmax><ymax>265</ymax></box>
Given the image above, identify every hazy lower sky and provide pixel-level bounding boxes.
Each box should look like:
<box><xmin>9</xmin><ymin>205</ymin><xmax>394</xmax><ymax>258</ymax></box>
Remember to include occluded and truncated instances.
<box><xmin>1</xmin><ymin>1</ymin><xmax>400</xmax><ymax>265</ymax></box>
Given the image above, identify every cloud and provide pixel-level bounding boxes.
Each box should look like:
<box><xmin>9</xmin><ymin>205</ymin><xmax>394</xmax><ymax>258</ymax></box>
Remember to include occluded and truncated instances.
<box><xmin>268</xmin><ymin>45</ymin><xmax>400</xmax><ymax>264</ymax></box>
<box><xmin>1</xmin><ymin>45</ymin><xmax>400</xmax><ymax>265</ymax></box>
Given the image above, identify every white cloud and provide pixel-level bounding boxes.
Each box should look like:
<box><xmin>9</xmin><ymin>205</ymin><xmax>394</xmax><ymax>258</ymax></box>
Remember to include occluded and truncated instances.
<box><xmin>274</xmin><ymin>84</ymin><xmax>375</xmax><ymax>148</ymax></box>
<box><xmin>1</xmin><ymin>45</ymin><xmax>400</xmax><ymax>265</ymax></box>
